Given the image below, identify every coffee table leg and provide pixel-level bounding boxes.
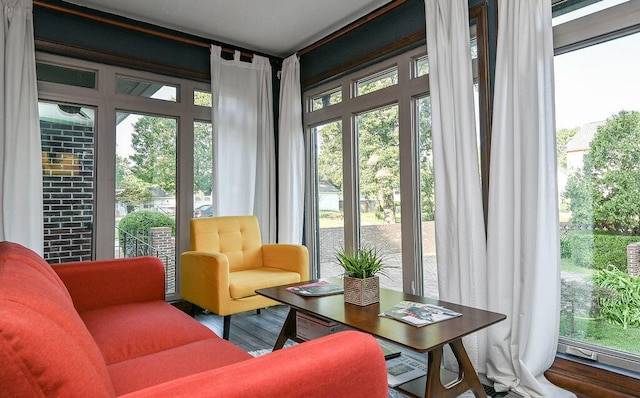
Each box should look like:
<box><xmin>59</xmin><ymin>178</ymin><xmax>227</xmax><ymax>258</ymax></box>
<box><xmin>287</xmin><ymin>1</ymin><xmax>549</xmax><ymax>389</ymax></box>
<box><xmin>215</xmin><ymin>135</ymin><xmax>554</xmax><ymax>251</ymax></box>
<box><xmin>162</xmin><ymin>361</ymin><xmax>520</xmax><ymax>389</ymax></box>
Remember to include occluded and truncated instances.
<box><xmin>425</xmin><ymin>339</ymin><xmax>487</xmax><ymax>398</ymax></box>
<box><xmin>273</xmin><ymin>308</ymin><xmax>296</xmax><ymax>350</ymax></box>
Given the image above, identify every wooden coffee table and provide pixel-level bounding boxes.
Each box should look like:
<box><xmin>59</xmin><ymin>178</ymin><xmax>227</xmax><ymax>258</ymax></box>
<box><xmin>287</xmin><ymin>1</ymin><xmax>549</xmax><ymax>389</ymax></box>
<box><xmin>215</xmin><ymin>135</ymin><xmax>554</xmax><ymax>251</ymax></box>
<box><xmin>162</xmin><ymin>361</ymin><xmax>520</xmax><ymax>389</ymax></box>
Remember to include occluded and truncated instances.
<box><xmin>256</xmin><ymin>281</ymin><xmax>506</xmax><ymax>398</ymax></box>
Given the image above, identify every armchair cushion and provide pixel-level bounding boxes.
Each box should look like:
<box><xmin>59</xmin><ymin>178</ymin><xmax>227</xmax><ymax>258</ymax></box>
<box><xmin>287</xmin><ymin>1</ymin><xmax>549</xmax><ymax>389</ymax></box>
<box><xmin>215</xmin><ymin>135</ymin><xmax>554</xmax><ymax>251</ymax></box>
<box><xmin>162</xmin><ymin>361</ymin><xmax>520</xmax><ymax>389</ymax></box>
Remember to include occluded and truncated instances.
<box><xmin>229</xmin><ymin>268</ymin><xmax>301</xmax><ymax>299</ymax></box>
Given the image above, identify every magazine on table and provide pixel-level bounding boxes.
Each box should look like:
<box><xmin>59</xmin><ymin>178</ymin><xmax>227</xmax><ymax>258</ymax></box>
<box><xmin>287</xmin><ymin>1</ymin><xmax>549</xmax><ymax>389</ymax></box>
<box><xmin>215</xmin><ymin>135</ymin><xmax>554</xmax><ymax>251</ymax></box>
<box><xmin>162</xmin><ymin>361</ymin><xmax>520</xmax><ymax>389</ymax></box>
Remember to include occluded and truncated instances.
<box><xmin>386</xmin><ymin>353</ymin><xmax>427</xmax><ymax>387</ymax></box>
<box><xmin>376</xmin><ymin>338</ymin><xmax>402</xmax><ymax>360</ymax></box>
<box><xmin>379</xmin><ymin>300</ymin><xmax>461</xmax><ymax>327</ymax></box>
<box><xmin>286</xmin><ymin>280</ymin><xmax>344</xmax><ymax>297</ymax></box>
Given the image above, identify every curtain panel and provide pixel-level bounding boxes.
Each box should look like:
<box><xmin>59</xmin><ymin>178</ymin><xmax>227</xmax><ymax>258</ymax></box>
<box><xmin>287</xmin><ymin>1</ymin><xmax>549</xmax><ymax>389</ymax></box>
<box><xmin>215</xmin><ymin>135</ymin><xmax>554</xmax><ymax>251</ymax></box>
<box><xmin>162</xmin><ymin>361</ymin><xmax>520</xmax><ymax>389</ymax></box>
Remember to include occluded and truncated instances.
<box><xmin>0</xmin><ymin>0</ymin><xmax>43</xmax><ymax>253</ymax></box>
<box><xmin>424</xmin><ymin>0</ymin><xmax>488</xmax><ymax>372</ymax></box>
<box><xmin>277</xmin><ymin>54</ymin><xmax>304</xmax><ymax>244</ymax></box>
<box><xmin>210</xmin><ymin>46</ymin><xmax>276</xmax><ymax>242</ymax></box>
<box><xmin>486</xmin><ymin>1</ymin><xmax>574</xmax><ymax>396</ymax></box>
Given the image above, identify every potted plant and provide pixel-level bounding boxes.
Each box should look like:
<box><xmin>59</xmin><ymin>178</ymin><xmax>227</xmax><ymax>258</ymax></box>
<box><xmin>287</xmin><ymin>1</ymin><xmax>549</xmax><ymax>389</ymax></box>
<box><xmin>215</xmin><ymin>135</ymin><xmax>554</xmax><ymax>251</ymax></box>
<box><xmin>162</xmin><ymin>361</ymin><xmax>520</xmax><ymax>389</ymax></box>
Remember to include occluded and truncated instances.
<box><xmin>335</xmin><ymin>245</ymin><xmax>390</xmax><ymax>306</ymax></box>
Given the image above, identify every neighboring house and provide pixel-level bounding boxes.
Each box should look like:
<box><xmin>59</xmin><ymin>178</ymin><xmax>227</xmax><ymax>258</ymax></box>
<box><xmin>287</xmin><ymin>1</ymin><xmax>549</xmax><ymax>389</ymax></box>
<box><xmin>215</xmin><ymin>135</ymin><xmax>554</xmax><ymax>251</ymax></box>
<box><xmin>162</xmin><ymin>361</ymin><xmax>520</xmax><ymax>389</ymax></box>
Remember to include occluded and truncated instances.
<box><xmin>318</xmin><ymin>181</ymin><xmax>340</xmax><ymax>212</ymax></box>
<box><xmin>565</xmin><ymin>120</ymin><xmax>606</xmax><ymax>173</ymax></box>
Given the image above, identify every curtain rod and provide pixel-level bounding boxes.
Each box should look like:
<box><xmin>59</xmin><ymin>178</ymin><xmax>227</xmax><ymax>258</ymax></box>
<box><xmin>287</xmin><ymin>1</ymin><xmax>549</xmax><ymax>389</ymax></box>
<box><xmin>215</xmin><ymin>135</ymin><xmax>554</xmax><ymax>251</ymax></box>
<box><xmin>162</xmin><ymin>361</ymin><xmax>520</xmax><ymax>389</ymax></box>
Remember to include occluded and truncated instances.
<box><xmin>32</xmin><ymin>0</ymin><xmax>254</xmax><ymax>59</ymax></box>
<box><xmin>296</xmin><ymin>0</ymin><xmax>408</xmax><ymax>57</ymax></box>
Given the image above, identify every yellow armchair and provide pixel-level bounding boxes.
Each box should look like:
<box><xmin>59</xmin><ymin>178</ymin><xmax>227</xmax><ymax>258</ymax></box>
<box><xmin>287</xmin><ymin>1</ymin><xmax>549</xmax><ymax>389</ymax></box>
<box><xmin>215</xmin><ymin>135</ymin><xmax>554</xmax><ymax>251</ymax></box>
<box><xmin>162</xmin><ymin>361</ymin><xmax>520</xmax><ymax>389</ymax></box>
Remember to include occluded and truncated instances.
<box><xmin>181</xmin><ymin>215</ymin><xmax>309</xmax><ymax>339</ymax></box>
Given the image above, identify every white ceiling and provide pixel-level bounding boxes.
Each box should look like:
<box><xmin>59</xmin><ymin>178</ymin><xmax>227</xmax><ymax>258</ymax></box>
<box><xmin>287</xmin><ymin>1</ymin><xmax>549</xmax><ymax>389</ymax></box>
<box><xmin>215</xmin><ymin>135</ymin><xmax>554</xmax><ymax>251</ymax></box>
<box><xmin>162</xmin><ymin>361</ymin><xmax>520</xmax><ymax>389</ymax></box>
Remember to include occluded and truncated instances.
<box><xmin>62</xmin><ymin>0</ymin><xmax>392</xmax><ymax>57</ymax></box>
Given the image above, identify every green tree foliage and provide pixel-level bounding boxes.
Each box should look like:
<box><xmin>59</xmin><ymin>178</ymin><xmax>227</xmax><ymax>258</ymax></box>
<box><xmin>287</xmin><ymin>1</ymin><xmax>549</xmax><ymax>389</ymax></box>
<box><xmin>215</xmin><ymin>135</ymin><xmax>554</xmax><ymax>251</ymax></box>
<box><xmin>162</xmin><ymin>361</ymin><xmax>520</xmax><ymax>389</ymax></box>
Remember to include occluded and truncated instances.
<box><xmin>358</xmin><ymin>104</ymin><xmax>399</xmax><ymax>224</ymax></box>
<box><xmin>417</xmin><ymin>97</ymin><xmax>434</xmax><ymax>221</ymax></box>
<box><xmin>556</xmin><ymin>126</ymin><xmax>580</xmax><ymax>169</ymax></box>
<box><xmin>316</xmin><ymin>121</ymin><xmax>343</xmax><ymax>194</ymax></box>
<box><xmin>130</xmin><ymin>116</ymin><xmax>177</xmax><ymax>194</ymax></box>
<box><xmin>116</xmin><ymin>174</ymin><xmax>152</xmax><ymax>213</ymax></box>
<box><xmin>194</xmin><ymin>121</ymin><xmax>213</xmax><ymax>195</ymax></box>
<box><xmin>564</xmin><ymin>110</ymin><xmax>640</xmax><ymax>234</ymax></box>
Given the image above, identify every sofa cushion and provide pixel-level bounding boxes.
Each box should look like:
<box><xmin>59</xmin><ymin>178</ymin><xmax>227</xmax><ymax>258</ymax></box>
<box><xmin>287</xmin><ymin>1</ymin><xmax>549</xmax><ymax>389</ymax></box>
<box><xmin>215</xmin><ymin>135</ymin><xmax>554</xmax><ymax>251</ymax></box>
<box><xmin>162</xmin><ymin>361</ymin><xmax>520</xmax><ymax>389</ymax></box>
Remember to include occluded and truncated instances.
<box><xmin>108</xmin><ymin>337</ymin><xmax>252</xmax><ymax>395</ymax></box>
<box><xmin>0</xmin><ymin>241</ymin><xmax>114</xmax><ymax>397</ymax></box>
<box><xmin>229</xmin><ymin>267</ymin><xmax>301</xmax><ymax>299</ymax></box>
<box><xmin>80</xmin><ymin>300</ymin><xmax>218</xmax><ymax>364</ymax></box>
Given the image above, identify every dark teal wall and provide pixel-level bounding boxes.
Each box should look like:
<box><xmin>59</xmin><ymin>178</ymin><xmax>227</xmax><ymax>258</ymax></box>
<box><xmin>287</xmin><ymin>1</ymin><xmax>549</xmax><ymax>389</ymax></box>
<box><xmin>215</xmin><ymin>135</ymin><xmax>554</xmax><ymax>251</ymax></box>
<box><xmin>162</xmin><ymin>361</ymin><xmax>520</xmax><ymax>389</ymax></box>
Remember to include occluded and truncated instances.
<box><xmin>33</xmin><ymin>0</ymin><xmax>213</xmax><ymax>80</ymax></box>
<box><xmin>300</xmin><ymin>0</ymin><xmax>497</xmax><ymax>93</ymax></box>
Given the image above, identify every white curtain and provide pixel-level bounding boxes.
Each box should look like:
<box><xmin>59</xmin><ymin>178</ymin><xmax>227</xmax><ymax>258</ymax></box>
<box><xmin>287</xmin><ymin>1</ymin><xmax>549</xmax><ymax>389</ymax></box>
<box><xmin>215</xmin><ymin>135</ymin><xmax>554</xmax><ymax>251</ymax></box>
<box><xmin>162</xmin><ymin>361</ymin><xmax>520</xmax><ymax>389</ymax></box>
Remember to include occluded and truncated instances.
<box><xmin>277</xmin><ymin>54</ymin><xmax>304</xmax><ymax>244</ymax></box>
<box><xmin>0</xmin><ymin>0</ymin><xmax>42</xmax><ymax>253</ymax></box>
<box><xmin>424</xmin><ymin>0</ymin><xmax>488</xmax><ymax>372</ymax></box>
<box><xmin>211</xmin><ymin>46</ymin><xmax>276</xmax><ymax>242</ymax></box>
<box><xmin>486</xmin><ymin>1</ymin><xmax>574</xmax><ymax>397</ymax></box>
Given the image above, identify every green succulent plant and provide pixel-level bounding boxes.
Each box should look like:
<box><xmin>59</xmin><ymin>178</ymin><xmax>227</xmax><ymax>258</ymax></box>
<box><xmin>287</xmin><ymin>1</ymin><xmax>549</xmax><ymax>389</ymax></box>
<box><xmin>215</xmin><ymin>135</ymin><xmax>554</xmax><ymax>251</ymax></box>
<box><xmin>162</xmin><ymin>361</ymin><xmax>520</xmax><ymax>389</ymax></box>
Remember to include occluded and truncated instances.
<box><xmin>335</xmin><ymin>245</ymin><xmax>392</xmax><ymax>279</ymax></box>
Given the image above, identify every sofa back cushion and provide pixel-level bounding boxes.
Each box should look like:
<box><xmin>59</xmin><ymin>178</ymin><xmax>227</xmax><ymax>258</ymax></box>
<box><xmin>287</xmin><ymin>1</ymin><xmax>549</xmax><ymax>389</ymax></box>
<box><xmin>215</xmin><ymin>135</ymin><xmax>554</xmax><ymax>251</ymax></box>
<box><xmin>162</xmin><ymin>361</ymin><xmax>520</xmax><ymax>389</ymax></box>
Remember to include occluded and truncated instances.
<box><xmin>190</xmin><ymin>216</ymin><xmax>263</xmax><ymax>272</ymax></box>
<box><xmin>0</xmin><ymin>241</ymin><xmax>115</xmax><ymax>397</ymax></box>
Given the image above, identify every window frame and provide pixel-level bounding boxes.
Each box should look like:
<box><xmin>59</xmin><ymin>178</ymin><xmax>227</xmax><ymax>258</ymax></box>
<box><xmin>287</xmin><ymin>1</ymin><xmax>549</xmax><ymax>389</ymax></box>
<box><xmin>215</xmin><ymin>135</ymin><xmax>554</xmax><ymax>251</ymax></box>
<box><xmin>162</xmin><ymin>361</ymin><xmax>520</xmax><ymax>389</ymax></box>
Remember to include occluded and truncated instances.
<box><xmin>36</xmin><ymin>52</ymin><xmax>211</xmax><ymax>301</ymax></box>
<box><xmin>552</xmin><ymin>0</ymin><xmax>640</xmax><ymax>374</ymax></box>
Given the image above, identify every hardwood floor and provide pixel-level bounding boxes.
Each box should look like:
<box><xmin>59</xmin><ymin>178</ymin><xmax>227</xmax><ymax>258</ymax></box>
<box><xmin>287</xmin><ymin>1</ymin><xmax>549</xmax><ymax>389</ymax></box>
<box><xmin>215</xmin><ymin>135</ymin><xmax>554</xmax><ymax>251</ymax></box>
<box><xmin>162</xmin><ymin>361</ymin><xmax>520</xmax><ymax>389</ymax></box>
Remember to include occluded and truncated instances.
<box><xmin>195</xmin><ymin>305</ymin><xmax>290</xmax><ymax>353</ymax></box>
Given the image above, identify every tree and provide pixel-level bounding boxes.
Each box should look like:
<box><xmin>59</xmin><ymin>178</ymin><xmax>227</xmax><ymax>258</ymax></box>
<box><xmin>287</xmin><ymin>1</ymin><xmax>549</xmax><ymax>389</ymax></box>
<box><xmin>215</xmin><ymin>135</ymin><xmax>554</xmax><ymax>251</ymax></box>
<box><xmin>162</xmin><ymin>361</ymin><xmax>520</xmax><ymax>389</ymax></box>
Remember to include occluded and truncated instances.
<box><xmin>116</xmin><ymin>174</ymin><xmax>152</xmax><ymax>213</ymax></box>
<box><xmin>358</xmin><ymin>104</ymin><xmax>399</xmax><ymax>224</ymax></box>
<box><xmin>556</xmin><ymin>126</ymin><xmax>580</xmax><ymax>170</ymax></box>
<box><xmin>194</xmin><ymin>121</ymin><xmax>213</xmax><ymax>195</ymax></box>
<box><xmin>129</xmin><ymin>116</ymin><xmax>177</xmax><ymax>194</ymax></box>
<box><xmin>565</xmin><ymin>110</ymin><xmax>640</xmax><ymax>233</ymax></box>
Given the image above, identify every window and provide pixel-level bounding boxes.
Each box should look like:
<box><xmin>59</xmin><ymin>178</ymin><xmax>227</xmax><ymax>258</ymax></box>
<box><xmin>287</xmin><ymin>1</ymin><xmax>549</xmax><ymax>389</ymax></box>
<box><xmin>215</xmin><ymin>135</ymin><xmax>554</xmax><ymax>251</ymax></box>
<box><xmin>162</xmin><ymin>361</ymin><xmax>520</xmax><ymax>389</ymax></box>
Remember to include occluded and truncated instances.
<box><xmin>355</xmin><ymin>67</ymin><xmax>398</xmax><ymax>96</ymax></box>
<box><xmin>304</xmin><ymin>12</ymin><xmax>488</xmax><ymax>294</ymax></box>
<box><xmin>37</xmin><ymin>53</ymin><xmax>211</xmax><ymax>300</ymax></box>
<box><xmin>311</xmin><ymin>87</ymin><xmax>342</xmax><ymax>111</ymax></box>
<box><xmin>553</xmin><ymin>0</ymin><xmax>640</xmax><ymax>373</ymax></box>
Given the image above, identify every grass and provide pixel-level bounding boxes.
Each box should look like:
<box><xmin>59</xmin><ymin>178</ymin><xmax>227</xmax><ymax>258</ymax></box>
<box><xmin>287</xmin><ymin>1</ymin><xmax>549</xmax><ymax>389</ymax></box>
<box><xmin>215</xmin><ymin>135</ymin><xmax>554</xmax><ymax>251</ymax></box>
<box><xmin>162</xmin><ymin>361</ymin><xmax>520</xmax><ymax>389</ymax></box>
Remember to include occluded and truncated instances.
<box><xmin>560</xmin><ymin>256</ymin><xmax>640</xmax><ymax>357</ymax></box>
<box><xmin>561</xmin><ymin>316</ymin><xmax>640</xmax><ymax>355</ymax></box>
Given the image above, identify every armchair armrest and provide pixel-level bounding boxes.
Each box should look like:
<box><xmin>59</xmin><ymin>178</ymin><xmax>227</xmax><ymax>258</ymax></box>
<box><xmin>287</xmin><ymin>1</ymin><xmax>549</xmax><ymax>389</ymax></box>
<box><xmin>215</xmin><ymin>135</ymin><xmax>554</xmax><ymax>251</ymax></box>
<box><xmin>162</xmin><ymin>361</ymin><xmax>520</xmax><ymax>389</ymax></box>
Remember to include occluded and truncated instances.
<box><xmin>52</xmin><ymin>256</ymin><xmax>165</xmax><ymax>312</ymax></box>
<box><xmin>120</xmin><ymin>331</ymin><xmax>388</xmax><ymax>398</ymax></box>
<box><xmin>262</xmin><ymin>244</ymin><xmax>309</xmax><ymax>281</ymax></box>
<box><xmin>180</xmin><ymin>251</ymin><xmax>230</xmax><ymax>314</ymax></box>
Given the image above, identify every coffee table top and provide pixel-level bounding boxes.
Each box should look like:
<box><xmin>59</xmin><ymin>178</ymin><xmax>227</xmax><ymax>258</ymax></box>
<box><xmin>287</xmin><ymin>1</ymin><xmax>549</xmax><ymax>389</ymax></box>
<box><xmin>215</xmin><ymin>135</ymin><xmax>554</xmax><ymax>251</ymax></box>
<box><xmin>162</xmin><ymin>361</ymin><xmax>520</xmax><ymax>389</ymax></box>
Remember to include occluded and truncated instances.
<box><xmin>257</xmin><ymin>280</ymin><xmax>506</xmax><ymax>352</ymax></box>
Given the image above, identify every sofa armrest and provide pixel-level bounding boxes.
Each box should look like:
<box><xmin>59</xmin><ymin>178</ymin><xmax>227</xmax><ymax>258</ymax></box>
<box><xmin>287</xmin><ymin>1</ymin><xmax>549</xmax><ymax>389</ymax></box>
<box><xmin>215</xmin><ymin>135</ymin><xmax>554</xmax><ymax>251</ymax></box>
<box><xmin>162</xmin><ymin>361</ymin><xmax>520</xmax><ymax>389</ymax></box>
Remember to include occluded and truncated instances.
<box><xmin>120</xmin><ymin>330</ymin><xmax>389</xmax><ymax>398</ymax></box>
<box><xmin>52</xmin><ymin>256</ymin><xmax>165</xmax><ymax>312</ymax></box>
<box><xmin>262</xmin><ymin>244</ymin><xmax>309</xmax><ymax>281</ymax></box>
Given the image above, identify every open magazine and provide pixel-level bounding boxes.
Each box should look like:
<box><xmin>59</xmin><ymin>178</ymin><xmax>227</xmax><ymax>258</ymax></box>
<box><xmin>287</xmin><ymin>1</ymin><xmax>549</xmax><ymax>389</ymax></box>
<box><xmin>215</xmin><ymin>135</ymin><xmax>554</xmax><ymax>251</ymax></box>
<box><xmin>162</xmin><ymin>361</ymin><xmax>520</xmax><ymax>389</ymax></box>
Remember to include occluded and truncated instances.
<box><xmin>379</xmin><ymin>300</ymin><xmax>461</xmax><ymax>327</ymax></box>
<box><xmin>286</xmin><ymin>280</ymin><xmax>344</xmax><ymax>297</ymax></box>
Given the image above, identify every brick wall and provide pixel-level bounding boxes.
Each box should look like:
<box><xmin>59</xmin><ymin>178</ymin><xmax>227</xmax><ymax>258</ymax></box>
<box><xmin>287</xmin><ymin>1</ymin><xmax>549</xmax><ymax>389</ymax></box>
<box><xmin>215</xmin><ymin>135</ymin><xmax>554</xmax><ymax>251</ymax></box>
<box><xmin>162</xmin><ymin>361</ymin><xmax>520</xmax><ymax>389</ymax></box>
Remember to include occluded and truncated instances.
<box><xmin>149</xmin><ymin>227</ymin><xmax>177</xmax><ymax>294</ymax></box>
<box><xmin>41</xmin><ymin>120</ymin><xmax>94</xmax><ymax>263</ymax></box>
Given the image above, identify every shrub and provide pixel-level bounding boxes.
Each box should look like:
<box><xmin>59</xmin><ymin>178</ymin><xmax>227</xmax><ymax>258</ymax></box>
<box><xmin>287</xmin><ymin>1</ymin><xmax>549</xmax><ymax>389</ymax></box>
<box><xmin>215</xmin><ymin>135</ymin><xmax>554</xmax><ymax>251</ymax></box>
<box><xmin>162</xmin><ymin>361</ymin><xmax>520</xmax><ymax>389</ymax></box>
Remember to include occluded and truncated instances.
<box><xmin>593</xmin><ymin>233</ymin><xmax>640</xmax><ymax>272</ymax></box>
<box><xmin>593</xmin><ymin>266</ymin><xmax>640</xmax><ymax>329</ymax></box>
<box><xmin>568</xmin><ymin>230</ymin><xmax>594</xmax><ymax>268</ymax></box>
<box><xmin>118</xmin><ymin>210</ymin><xmax>175</xmax><ymax>256</ymax></box>
<box><xmin>566</xmin><ymin>230</ymin><xmax>640</xmax><ymax>271</ymax></box>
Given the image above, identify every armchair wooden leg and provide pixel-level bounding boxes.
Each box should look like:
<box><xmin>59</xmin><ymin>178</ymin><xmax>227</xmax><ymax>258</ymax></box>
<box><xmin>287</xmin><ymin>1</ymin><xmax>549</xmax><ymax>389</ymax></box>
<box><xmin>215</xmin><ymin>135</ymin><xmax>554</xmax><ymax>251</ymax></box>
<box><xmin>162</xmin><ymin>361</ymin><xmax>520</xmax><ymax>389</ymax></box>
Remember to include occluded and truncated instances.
<box><xmin>256</xmin><ymin>309</ymin><xmax>261</xmax><ymax>315</ymax></box>
<box><xmin>223</xmin><ymin>315</ymin><xmax>231</xmax><ymax>340</ymax></box>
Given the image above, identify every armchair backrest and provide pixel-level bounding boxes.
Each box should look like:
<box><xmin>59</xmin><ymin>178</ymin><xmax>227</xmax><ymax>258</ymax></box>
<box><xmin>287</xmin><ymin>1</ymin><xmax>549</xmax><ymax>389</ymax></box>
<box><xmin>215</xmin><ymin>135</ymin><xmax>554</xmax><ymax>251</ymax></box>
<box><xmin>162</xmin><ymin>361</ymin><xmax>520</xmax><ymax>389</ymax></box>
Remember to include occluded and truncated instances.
<box><xmin>190</xmin><ymin>216</ymin><xmax>263</xmax><ymax>272</ymax></box>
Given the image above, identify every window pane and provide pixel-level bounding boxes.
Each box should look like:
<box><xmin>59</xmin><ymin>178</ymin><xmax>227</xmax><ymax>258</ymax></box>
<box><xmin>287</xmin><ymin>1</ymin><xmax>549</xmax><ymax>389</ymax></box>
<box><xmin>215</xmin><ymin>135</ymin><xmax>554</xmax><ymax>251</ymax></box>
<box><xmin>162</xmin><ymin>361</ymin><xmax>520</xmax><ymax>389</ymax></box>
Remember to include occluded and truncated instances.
<box><xmin>416</xmin><ymin>96</ymin><xmax>438</xmax><ymax>299</ymax></box>
<box><xmin>36</xmin><ymin>63</ymin><xmax>96</xmax><ymax>89</ymax></box>
<box><xmin>414</xmin><ymin>56</ymin><xmax>429</xmax><ymax>78</ymax></box>
<box><xmin>311</xmin><ymin>87</ymin><xmax>342</xmax><ymax>111</ymax></box>
<box><xmin>314</xmin><ymin>121</ymin><xmax>344</xmax><ymax>280</ymax></box>
<box><xmin>193</xmin><ymin>121</ymin><xmax>213</xmax><ymax>217</ymax></box>
<box><xmin>194</xmin><ymin>90</ymin><xmax>212</xmax><ymax>107</ymax></box>
<box><xmin>115</xmin><ymin>112</ymin><xmax>177</xmax><ymax>295</ymax></box>
<box><xmin>40</xmin><ymin>101</ymin><xmax>95</xmax><ymax>262</ymax></box>
<box><xmin>556</xmin><ymin>32</ymin><xmax>640</xmax><ymax>365</ymax></box>
<box><xmin>116</xmin><ymin>76</ymin><xmax>177</xmax><ymax>102</ymax></box>
<box><xmin>355</xmin><ymin>67</ymin><xmax>398</xmax><ymax>96</ymax></box>
<box><xmin>357</xmin><ymin>104</ymin><xmax>402</xmax><ymax>291</ymax></box>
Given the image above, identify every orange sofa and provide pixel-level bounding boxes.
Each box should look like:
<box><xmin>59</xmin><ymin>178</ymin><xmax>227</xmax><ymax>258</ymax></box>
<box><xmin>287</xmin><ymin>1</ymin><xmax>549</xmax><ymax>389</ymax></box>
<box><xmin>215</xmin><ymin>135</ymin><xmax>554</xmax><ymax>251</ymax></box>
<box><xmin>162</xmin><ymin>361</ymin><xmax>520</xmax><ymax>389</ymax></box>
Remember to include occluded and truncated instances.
<box><xmin>0</xmin><ymin>241</ymin><xmax>388</xmax><ymax>397</ymax></box>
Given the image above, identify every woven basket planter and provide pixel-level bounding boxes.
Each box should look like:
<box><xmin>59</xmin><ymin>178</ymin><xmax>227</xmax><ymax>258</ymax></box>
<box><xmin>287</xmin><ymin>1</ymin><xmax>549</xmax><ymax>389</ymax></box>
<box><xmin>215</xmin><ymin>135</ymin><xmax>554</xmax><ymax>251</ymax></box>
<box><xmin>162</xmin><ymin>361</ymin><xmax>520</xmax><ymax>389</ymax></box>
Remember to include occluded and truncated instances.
<box><xmin>343</xmin><ymin>276</ymin><xmax>380</xmax><ymax>306</ymax></box>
